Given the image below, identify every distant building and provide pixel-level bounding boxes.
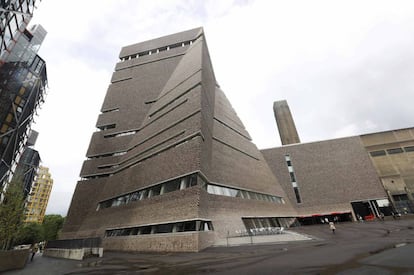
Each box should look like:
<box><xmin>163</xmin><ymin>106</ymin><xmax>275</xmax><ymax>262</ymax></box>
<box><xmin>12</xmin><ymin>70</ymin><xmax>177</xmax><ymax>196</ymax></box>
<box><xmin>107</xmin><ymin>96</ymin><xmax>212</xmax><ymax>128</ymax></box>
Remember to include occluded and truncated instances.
<box><xmin>11</xmin><ymin>141</ymin><xmax>40</xmax><ymax>198</ymax></box>
<box><xmin>0</xmin><ymin>23</ymin><xmax>47</xmax><ymax>195</ymax></box>
<box><xmin>24</xmin><ymin>166</ymin><xmax>53</xmax><ymax>223</ymax></box>
<box><xmin>273</xmin><ymin>100</ymin><xmax>301</xmax><ymax>145</ymax></box>
<box><xmin>360</xmin><ymin>128</ymin><xmax>414</xmax><ymax>214</ymax></box>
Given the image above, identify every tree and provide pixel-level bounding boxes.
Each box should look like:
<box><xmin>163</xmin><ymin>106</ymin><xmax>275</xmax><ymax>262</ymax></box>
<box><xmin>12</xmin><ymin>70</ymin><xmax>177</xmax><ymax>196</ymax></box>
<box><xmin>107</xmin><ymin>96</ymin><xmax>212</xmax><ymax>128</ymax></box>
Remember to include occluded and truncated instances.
<box><xmin>0</xmin><ymin>178</ymin><xmax>25</xmax><ymax>250</ymax></box>
<box><xmin>42</xmin><ymin>214</ymin><xmax>65</xmax><ymax>241</ymax></box>
<box><xmin>14</xmin><ymin>222</ymin><xmax>44</xmax><ymax>245</ymax></box>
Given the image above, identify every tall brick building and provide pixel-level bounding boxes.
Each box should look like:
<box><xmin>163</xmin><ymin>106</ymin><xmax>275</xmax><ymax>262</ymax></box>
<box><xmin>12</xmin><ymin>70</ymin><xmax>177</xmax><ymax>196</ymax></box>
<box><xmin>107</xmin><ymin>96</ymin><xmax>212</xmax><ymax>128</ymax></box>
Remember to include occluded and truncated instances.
<box><xmin>61</xmin><ymin>28</ymin><xmax>296</xmax><ymax>252</ymax></box>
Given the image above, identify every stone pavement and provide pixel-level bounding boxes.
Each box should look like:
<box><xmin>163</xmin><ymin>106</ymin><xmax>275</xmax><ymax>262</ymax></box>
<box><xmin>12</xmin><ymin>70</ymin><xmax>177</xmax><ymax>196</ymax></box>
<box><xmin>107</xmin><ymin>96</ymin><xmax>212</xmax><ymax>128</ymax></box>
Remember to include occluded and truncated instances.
<box><xmin>4</xmin><ymin>217</ymin><xmax>414</xmax><ymax>275</ymax></box>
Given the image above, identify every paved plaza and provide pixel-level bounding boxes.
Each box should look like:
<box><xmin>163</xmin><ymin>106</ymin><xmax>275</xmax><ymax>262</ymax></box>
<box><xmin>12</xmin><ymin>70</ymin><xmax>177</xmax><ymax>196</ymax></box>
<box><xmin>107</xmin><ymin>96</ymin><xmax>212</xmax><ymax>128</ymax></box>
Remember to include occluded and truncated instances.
<box><xmin>5</xmin><ymin>217</ymin><xmax>414</xmax><ymax>275</ymax></box>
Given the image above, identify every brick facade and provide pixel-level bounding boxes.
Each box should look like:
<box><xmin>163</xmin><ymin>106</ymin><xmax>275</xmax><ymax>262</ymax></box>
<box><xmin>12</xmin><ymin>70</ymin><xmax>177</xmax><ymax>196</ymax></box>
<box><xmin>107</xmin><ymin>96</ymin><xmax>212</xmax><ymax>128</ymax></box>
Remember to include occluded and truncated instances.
<box><xmin>61</xmin><ymin>28</ymin><xmax>296</xmax><ymax>252</ymax></box>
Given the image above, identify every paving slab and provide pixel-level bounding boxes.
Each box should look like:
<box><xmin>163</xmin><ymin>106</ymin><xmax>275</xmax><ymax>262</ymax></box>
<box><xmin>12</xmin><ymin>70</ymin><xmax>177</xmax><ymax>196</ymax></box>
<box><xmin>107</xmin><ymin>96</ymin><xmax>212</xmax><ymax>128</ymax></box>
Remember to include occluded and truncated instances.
<box><xmin>4</xmin><ymin>217</ymin><xmax>414</xmax><ymax>275</ymax></box>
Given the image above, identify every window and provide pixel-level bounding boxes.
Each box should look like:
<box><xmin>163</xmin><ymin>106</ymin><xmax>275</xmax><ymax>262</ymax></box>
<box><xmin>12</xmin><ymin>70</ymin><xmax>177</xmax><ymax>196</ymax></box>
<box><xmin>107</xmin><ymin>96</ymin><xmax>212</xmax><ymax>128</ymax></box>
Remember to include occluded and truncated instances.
<box><xmin>404</xmin><ymin>146</ymin><xmax>414</xmax><ymax>152</ymax></box>
<box><xmin>97</xmin><ymin>124</ymin><xmax>116</xmax><ymax>131</ymax></box>
<box><xmin>1</xmin><ymin>124</ymin><xmax>9</xmax><ymax>133</ymax></box>
<box><xmin>392</xmin><ymin>194</ymin><xmax>409</xmax><ymax>201</ymax></box>
<box><xmin>387</xmin><ymin>148</ymin><xmax>403</xmax><ymax>155</ymax></box>
<box><xmin>183</xmin><ymin>221</ymin><xmax>196</xmax><ymax>231</ymax></box>
<box><xmin>97</xmin><ymin>174</ymin><xmax>200</xmax><ymax>210</ymax></box>
<box><xmin>370</xmin><ymin>150</ymin><xmax>386</xmax><ymax>157</ymax></box>
<box><xmin>5</xmin><ymin>113</ymin><xmax>13</xmax><ymax>123</ymax></box>
<box><xmin>105</xmin><ymin>219</ymin><xmax>213</xmax><ymax>237</ymax></box>
<box><xmin>175</xmin><ymin>222</ymin><xmax>185</xmax><ymax>232</ymax></box>
<box><xmin>149</xmin><ymin>185</ymin><xmax>162</xmax><ymax>197</ymax></box>
<box><xmin>206</xmin><ymin>184</ymin><xmax>283</xmax><ymax>203</ymax></box>
<box><xmin>102</xmin><ymin>108</ymin><xmax>119</xmax><ymax>113</ymax></box>
<box><xmin>113</xmin><ymin>151</ymin><xmax>127</xmax><ymax>156</ymax></box>
<box><xmin>19</xmin><ymin>86</ymin><xmax>26</xmax><ymax>95</ymax></box>
<box><xmin>129</xmin><ymin>192</ymin><xmax>140</xmax><ymax>201</ymax></box>
<box><xmin>199</xmin><ymin>221</ymin><xmax>213</xmax><ymax>231</ymax></box>
<box><xmin>139</xmin><ymin>189</ymin><xmax>148</xmax><ymax>200</ymax></box>
<box><xmin>154</xmin><ymin>223</ymin><xmax>174</xmax><ymax>234</ymax></box>
<box><xmin>289</xmin><ymin>172</ymin><xmax>296</xmax><ymax>182</ymax></box>
<box><xmin>293</xmin><ymin>187</ymin><xmax>302</xmax><ymax>203</ymax></box>
<box><xmin>139</xmin><ymin>226</ymin><xmax>152</xmax><ymax>235</ymax></box>
<box><xmin>163</xmin><ymin>179</ymin><xmax>180</xmax><ymax>193</ymax></box>
<box><xmin>189</xmin><ymin>174</ymin><xmax>197</xmax><ymax>186</ymax></box>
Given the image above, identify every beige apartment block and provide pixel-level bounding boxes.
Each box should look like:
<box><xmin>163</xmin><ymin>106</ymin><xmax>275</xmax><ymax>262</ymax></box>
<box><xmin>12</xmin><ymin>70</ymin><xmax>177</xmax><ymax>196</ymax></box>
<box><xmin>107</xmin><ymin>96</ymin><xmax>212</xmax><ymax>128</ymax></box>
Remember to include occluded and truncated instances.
<box><xmin>25</xmin><ymin>166</ymin><xmax>53</xmax><ymax>223</ymax></box>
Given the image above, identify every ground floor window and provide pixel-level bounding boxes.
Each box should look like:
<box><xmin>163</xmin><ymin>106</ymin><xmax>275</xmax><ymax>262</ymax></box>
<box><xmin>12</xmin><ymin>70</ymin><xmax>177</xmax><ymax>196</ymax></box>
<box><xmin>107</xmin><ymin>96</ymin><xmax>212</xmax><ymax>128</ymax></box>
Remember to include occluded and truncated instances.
<box><xmin>242</xmin><ymin>217</ymin><xmax>297</xmax><ymax>231</ymax></box>
<box><xmin>392</xmin><ymin>194</ymin><xmax>414</xmax><ymax>214</ymax></box>
<box><xmin>105</xmin><ymin>219</ymin><xmax>213</xmax><ymax>237</ymax></box>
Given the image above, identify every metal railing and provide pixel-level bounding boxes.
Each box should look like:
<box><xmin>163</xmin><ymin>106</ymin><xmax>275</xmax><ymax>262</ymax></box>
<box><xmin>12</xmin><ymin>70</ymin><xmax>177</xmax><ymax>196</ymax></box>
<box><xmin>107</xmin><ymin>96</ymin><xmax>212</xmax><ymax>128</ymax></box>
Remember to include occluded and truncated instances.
<box><xmin>45</xmin><ymin>238</ymin><xmax>101</xmax><ymax>249</ymax></box>
<box><xmin>234</xmin><ymin>227</ymin><xmax>285</xmax><ymax>237</ymax></box>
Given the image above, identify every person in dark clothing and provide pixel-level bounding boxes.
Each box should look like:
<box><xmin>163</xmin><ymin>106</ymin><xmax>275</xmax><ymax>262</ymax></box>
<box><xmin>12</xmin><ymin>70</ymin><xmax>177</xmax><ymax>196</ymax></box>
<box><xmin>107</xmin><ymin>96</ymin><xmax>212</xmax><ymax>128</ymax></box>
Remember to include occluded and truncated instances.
<box><xmin>30</xmin><ymin>243</ymin><xmax>38</xmax><ymax>261</ymax></box>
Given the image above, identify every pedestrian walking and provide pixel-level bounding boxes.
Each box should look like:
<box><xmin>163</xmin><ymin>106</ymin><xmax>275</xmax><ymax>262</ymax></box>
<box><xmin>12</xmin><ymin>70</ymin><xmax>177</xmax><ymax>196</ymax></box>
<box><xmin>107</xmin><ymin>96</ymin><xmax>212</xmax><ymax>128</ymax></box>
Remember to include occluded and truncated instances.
<box><xmin>30</xmin><ymin>243</ymin><xmax>38</xmax><ymax>261</ymax></box>
<box><xmin>329</xmin><ymin>221</ymin><xmax>336</xmax><ymax>234</ymax></box>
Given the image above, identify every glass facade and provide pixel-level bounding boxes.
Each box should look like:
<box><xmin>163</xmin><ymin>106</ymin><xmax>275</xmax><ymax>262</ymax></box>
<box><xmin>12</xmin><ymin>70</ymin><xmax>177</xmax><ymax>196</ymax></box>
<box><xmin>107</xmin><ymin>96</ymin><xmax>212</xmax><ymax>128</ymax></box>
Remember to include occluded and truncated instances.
<box><xmin>0</xmin><ymin>0</ymin><xmax>38</xmax><ymax>63</ymax></box>
<box><xmin>0</xmin><ymin>23</ymin><xmax>47</xmax><ymax>191</ymax></box>
<box><xmin>97</xmin><ymin>172</ymin><xmax>285</xmax><ymax>210</ymax></box>
<box><xmin>105</xmin><ymin>219</ymin><xmax>213</xmax><ymax>237</ymax></box>
<box><xmin>206</xmin><ymin>184</ymin><xmax>284</xmax><ymax>204</ymax></box>
<box><xmin>97</xmin><ymin>173</ymin><xmax>198</xmax><ymax>210</ymax></box>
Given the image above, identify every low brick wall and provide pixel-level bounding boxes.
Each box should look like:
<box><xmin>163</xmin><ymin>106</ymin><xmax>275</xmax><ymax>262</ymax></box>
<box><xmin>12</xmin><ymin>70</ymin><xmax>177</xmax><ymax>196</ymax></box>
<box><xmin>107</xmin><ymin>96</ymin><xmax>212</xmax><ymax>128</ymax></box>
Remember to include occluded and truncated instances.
<box><xmin>0</xmin><ymin>249</ymin><xmax>30</xmax><ymax>272</ymax></box>
<box><xmin>103</xmin><ymin>231</ymin><xmax>216</xmax><ymax>252</ymax></box>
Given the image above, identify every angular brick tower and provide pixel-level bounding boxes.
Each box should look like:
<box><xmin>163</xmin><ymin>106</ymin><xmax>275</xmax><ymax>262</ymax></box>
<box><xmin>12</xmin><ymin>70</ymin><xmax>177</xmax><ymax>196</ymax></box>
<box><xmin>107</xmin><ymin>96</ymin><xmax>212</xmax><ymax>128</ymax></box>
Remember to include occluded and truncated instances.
<box><xmin>61</xmin><ymin>28</ymin><xmax>296</xmax><ymax>252</ymax></box>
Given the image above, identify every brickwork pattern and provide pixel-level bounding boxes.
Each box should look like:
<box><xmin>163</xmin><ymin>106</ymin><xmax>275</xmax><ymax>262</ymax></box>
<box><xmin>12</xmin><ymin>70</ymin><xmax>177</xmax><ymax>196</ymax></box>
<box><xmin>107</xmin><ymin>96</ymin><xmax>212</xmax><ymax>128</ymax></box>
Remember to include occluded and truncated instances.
<box><xmin>62</xmin><ymin>28</ymin><xmax>297</xmax><ymax>252</ymax></box>
<box><xmin>262</xmin><ymin>136</ymin><xmax>387</xmax><ymax>216</ymax></box>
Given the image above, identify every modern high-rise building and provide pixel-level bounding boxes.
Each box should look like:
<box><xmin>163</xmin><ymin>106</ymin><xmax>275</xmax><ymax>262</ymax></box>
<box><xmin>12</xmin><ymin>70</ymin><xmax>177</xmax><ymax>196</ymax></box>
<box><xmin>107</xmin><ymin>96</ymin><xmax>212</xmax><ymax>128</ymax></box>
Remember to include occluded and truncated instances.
<box><xmin>273</xmin><ymin>100</ymin><xmax>301</xmax><ymax>145</ymax></box>
<box><xmin>0</xmin><ymin>22</ymin><xmax>47</xmax><ymax>195</ymax></box>
<box><xmin>61</xmin><ymin>28</ymin><xmax>296</xmax><ymax>252</ymax></box>
<box><xmin>24</xmin><ymin>165</ymin><xmax>53</xmax><ymax>223</ymax></box>
<box><xmin>11</xmin><ymin>144</ymin><xmax>40</xmax><ymax>198</ymax></box>
<box><xmin>0</xmin><ymin>0</ymin><xmax>40</xmax><ymax>66</ymax></box>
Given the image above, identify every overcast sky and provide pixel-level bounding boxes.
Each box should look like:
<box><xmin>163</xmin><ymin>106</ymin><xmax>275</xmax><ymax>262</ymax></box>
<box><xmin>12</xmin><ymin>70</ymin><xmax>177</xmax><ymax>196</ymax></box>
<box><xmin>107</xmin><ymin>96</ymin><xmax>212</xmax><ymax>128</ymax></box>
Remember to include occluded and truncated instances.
<box><xmin>28</xmin><ymin>0</ymin><xmax>414</xmax><ymax>215</ymax></box>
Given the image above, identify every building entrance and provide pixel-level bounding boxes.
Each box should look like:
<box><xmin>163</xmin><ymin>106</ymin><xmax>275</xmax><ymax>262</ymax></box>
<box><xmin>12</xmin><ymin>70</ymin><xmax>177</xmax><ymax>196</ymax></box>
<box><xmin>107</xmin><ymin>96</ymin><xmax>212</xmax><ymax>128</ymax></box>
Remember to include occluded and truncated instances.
<box><xmin>351</xmin><ymin>199</ymin><xmax>392</xmax><ymax>220</ymax></box>
<box><xmin>296</xmin><ymin>212</ymin><xmax>352</xmax><ymax>225</ymax></box>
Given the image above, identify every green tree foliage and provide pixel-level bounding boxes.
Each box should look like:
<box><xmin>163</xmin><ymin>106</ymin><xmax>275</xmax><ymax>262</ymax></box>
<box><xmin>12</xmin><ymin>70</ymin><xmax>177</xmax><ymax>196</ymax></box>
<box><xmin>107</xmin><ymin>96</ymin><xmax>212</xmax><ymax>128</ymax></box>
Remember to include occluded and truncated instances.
<box><xmin>0</xmin><ymin>179</ymin><xmax>25</xmax><ymax>250</ymax></box>
<box><xmin>15</xmin><ymin>222</ymin><xmax>44</xmax><ymax>245</ymax></box>
<box><xmin>42</xmin><ymin>214</ymin><xmax>65</xmax><ymax>241</ymax></box>
<box><xmin>12</xmin><ymin>215</ymin><xmax>65</xmax><ymax>247</ymax></box>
